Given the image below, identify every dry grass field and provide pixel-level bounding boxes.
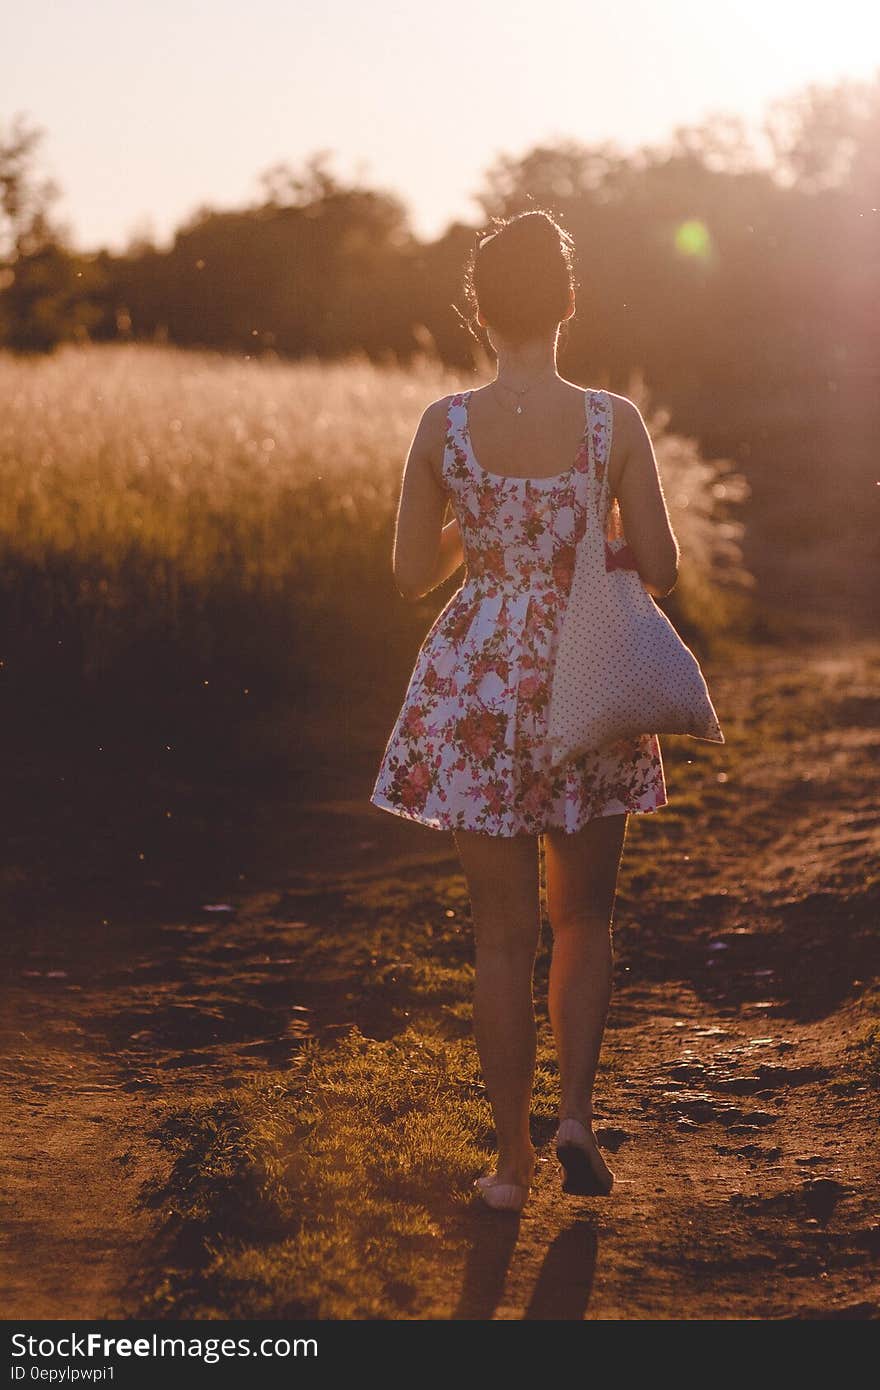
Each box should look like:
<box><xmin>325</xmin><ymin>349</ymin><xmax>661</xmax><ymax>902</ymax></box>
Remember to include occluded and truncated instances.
<box><xmin>0</xmin><ymin>344</ymin><xmax>751</xmax><ymax>730</ymax></box>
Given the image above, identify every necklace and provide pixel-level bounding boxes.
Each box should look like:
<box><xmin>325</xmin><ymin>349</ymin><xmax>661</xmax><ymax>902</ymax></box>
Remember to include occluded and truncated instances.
<box><xmin>492</xmin><ymin>367</ymin><xmax>556</xmax><ymax>416</ymax></box>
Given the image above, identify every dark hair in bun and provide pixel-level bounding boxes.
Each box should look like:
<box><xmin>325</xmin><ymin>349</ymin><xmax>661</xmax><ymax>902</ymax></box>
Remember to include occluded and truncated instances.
<box><xmin>463</xmin><ymin>209</ymin><xmax>576</xmax><ymax>345</ymax></box>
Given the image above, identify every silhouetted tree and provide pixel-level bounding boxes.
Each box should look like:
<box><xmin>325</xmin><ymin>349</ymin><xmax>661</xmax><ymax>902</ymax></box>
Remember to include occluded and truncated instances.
<box><xmin>104</xmin><ymin>155</ymin><xmax>420</xmax><ymax>359</ymax></box>
<box><xmin>0</xmin><ymin>114</ymin><xmax>104</xmax><ymax>349</ymax></box>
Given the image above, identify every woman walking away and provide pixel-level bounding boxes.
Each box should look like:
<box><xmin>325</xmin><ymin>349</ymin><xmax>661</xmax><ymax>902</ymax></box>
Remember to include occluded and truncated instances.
<box><xmin>370</xmin><ymin>210</ymin><xmax>679</xmax><ymax>1212</ymax></box>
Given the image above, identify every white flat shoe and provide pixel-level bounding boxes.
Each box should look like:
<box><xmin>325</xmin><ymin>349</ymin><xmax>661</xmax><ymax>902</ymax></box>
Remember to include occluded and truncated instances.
<box><xmin>555</xmin><ymin>1117</ymin><xmax>614</xmax><ymax>1196</ymax></box>
<box><xmin>474</xmin><ymin>1174</ymin><xmax>529</xmax><ymax>1212</ymax></box>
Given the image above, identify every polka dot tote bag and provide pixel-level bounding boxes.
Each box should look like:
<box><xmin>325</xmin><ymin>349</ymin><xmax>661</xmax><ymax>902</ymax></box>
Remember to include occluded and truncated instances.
<box><xmin>547</xmin><ymin>390</ymin><xmax>725</xmax><ymax>767</ymax></box>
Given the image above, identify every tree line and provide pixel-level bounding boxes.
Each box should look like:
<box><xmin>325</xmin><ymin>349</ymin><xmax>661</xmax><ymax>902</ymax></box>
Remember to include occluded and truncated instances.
<box><xmin>1</xmin><ymin>72</ymin><xmax>877</xmax><ymax>433</ymax></box>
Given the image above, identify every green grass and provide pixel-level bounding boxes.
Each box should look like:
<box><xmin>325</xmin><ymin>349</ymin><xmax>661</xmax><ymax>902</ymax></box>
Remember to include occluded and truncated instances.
<box><xmin>139</xmin><ymin>1012</ymin><xmax>621</xmax><ymax>1319</ymax></box>
<box><xmin>141</xmin><ymin>1026</ymin><xmax>493</xmax><ymax>1319</ymax></box>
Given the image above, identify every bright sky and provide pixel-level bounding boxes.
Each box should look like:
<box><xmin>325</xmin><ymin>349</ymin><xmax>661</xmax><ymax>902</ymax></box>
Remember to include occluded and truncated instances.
<box><xmin>3</xmin><ymin>0</ymin><xmax>878</xmax><ymax>252</ymax></box>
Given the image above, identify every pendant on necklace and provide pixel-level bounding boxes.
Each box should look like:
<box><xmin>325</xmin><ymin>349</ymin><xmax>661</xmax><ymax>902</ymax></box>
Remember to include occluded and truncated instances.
<box><xmin>516</xmin><ymin>404</ymin><xmax>523</xmax><ymax>415</ymax></box>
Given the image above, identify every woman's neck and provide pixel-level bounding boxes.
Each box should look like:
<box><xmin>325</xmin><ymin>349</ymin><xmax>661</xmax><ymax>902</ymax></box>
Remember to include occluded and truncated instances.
<box><xmin>493</xmin><ymin>336</ymin><xmax>559</xmax><ymax>386</ymax></box>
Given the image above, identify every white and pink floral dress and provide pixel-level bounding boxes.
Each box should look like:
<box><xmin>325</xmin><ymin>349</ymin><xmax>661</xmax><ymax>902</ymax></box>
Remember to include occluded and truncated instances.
<box><xmin>370</xmin><ymin>388</ymin><xmax>667</xmax><ymax>836</ymax></box>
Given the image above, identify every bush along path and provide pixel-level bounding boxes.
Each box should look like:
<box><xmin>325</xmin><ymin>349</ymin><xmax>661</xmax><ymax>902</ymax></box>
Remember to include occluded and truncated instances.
<box><xmin>0</xmin><ymin>634</ymin><xmax>878</xmax><ymax>1319</ymax></box>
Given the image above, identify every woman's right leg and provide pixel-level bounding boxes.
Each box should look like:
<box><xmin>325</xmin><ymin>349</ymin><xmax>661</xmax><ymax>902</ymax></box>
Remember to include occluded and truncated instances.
<box><xmin>453</xmin><ymin>827</ymin><xmax>542</xmax><ymax>1188</ymax></box>
<box><xmin>543</xmin><ymin>813</ymin><xmax>629</xmax><ymax>1127</ymax></box>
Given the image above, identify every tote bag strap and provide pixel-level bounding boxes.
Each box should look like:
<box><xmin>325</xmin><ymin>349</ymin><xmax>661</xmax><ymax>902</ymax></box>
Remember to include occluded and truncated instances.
<box><xmin>588</xmin><ymin>388</ymin><xmax>614</xmax><ymax>534</ymax></box>
<box><xmin>591</xmin><ymin>390</ymin><xmax>640</xmax><ymax>572</ymax></box>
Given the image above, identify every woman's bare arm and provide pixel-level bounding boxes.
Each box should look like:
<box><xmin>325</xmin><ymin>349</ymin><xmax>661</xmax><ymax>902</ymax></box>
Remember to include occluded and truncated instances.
<box><xmin>609</xmin><ymin>395</ymin><xmax>680</xmax><ymax>598</ymax></box>
<box><xmin>392</xmin><ymin>399</ymin><xmax>465</xmax><ymax>601</ymax></box>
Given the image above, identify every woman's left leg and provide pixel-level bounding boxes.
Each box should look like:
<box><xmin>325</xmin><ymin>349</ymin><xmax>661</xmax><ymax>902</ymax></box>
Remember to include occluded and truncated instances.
<box><xmin>544</xmin><ymin>812</ymin><xmax>629</xmax><ymax>1127</ymax></box>
<box><xmin>453</xmin><ymin>828</ymin><xmax>542</xmax><ymax>1187</ymax></box>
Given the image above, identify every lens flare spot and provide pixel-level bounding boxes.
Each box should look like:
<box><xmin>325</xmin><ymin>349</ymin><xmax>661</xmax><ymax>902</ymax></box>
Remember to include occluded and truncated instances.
<box><xmin>675</xmin><ymin>219</ymin><xmax>712</xmax><ymax>259</ymax></box>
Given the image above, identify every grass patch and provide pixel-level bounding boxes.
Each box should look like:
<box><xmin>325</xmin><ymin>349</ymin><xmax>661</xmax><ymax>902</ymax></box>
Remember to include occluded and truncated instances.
<box><xmin>140</xmin><ymin>1025</ymin><xmax>495</xmax><ymax>1319</ymax></box>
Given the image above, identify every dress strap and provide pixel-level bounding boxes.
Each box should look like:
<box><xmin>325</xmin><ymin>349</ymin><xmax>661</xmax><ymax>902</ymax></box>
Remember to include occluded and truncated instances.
<box><xmin>447</xmin><ymin>392</ymin><xmax>468</xmax><ymax>442</ymax></box>
<box><xmin>441</xmin><ymin>392</ymin><xmax>468</xmax><ymax>486</ymax></box>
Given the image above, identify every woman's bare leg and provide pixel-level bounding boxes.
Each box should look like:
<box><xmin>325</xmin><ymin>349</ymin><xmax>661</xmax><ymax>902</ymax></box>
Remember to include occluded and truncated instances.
<box><xmin>453</xmin><ymin>828</ymin><xmax>542</xmax><ymax>1187</ymax></box>
<box><xmin>544</xmin><ymin>813</ymin><xmax>628</xmax><ymax>1126</ymax></box>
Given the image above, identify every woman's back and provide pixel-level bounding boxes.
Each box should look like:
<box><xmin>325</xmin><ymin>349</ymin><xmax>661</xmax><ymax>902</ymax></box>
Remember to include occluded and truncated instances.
<box><xmin>431</xmin><ymin>381</ymin><xmax>677</xmax><ymax>600</ymax></box>
<box><xmin>442</xmin><ymin>385</ymin><xmax>594</xmax><ymax>596</ymax></box>
<box><xmin>462</xmin><ymin>378</ymin><xmax>598</xmax><ymax>482</ymax></box>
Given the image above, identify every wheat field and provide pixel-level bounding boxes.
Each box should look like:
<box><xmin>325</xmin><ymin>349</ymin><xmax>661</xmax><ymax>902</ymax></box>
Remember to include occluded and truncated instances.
<box><xmin>0</xmin><ymin>344</ymin><xmax>752</xmax><ymax>733</ymax></box>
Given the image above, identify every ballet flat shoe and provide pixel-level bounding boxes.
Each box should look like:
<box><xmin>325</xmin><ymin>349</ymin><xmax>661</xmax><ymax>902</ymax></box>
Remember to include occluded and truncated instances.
<box><xmin>474</xmin><ymin>1175</ymin><xmax>529</xmax><ymax>1212</ymax></box>
<box><xmin>555</xmin><ymin>1117</ymin><xmax>614</xmax><ymax>1197</ymax></box>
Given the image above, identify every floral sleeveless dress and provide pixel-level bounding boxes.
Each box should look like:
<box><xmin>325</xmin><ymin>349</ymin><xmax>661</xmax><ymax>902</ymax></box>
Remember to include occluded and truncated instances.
<box><xmin>370</xmin><ymin>388</ymin><xmax>667</xmax><ymax>836</ymax></box>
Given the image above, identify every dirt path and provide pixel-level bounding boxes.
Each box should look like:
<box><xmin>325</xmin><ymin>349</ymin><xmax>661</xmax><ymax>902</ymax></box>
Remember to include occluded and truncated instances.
<box><xmin>448</xmin><ymin>1003</ymin><xmax>878</xmax><ymax>1320</ymax></box>
<box><xmin>0</xmin><ymin>635</ymin><xmax>877</xmax><ymax>1319</ymax></box>
<box><xmin>0</xmin><ymin>1077</ymin><xmax>165</xmax><ymax>1318</ymax></box>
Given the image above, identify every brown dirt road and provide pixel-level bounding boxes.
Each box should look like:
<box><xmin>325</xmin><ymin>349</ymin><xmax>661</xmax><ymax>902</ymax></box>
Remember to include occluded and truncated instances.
<box><xmin>1</xmin><ymin>633</ymin><xmax>878</xmax><ymax>1319</ymax></box>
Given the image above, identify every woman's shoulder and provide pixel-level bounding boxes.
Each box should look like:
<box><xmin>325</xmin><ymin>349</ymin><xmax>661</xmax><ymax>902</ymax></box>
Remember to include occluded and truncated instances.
<box><xmin>596</xmin><ymin>390</ymin><xmax>643</xmax><ymax>454</ymax></box>
<box><xmin>601</xmin><ymin>394</ymin><xmax>653</xmax><ymax>494</ymax></box>
<box><xmin>602</xmin><ymin>390</ymin><xmax>641</xmax><ymax>422</ymax></box>
<box><xmin>409</xmin><ymin>393</ymin><xmax>457</xmax><ymax>446</ymax></box>
<box><xmin>416</xmin><ymin>392</ymin><xmax>462</xmax><ymax>432</ymax></box>
<box><xmin>559</xmin><ymin>379</ymin><xmax>635</xmax><ymax>417</ymax></box>
<box><xmin>570</xmin><ymin>384</ymin><xmax>640</xmax><ymax>429</ymax></box>
<box><xmin>407</xmin><ymin>395</ymin><xmax>461</xmax><ymax>490</ymax></box>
